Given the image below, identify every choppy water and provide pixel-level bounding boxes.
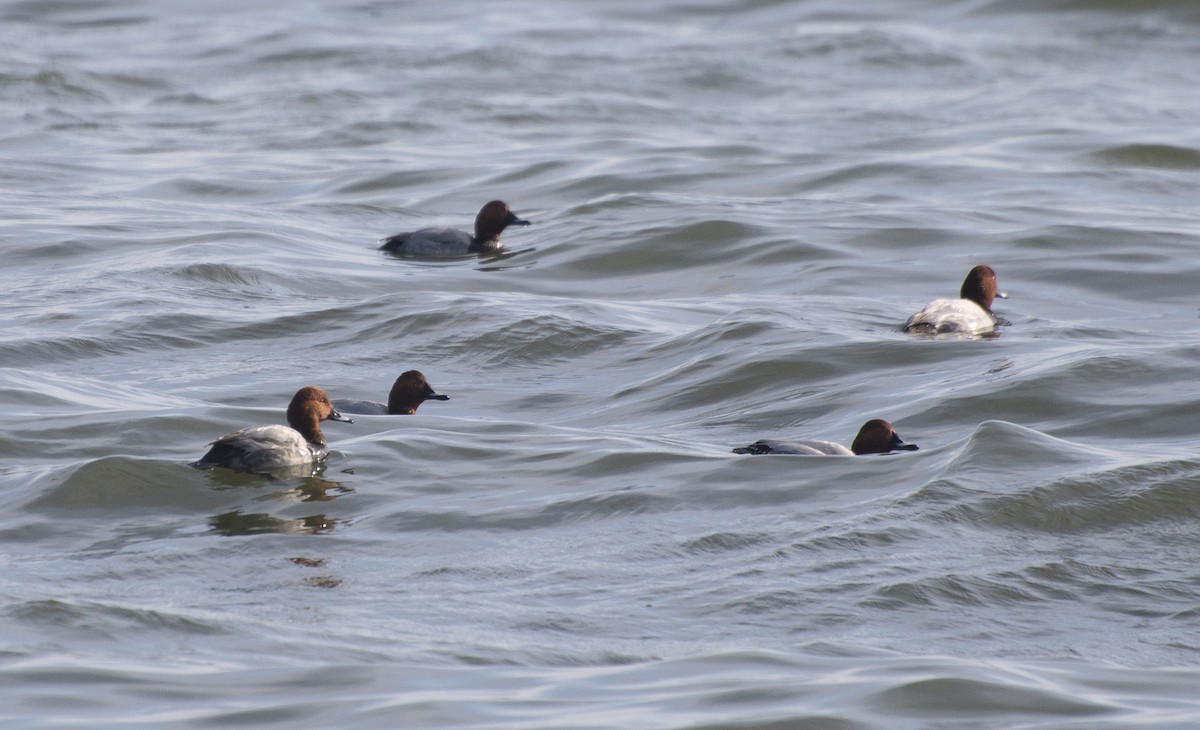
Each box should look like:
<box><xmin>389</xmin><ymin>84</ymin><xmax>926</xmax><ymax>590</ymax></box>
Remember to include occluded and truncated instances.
<box><xmin>4</xmin><ymin>0</ymin><xmax>1200</xmax><ymax>726</ymax></box>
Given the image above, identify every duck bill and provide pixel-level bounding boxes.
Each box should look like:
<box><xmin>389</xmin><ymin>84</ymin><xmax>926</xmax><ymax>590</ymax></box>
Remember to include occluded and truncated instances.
<box><xmin>891</xmin><ymin>436</ymin><xmax>919</xmax><ymax>452</ymax></box>
<box><xmin>329</xmin><ymin>409</ymin><xmax>354</xmax><ymax>423</ymax></box>
<box><xmin>995</xmin><ymin>290</ymin><xmax>1009</xmax><ymax>300</ymax></box>
<box><xmin>508</xmin><ymin>213</ymin><xmax>532</xmax><ymax>226</ymax></box>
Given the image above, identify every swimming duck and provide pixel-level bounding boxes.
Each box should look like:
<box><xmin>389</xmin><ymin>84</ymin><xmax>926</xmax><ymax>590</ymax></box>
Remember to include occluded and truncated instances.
<box><xmin>332</xmin><ymin>370</ymin><xmax>450</xmax><ymax>416</ymax></box>
<box><xmin>192</xmin><ymin>386</ymin><xmax>352</xmax><ymax>473</ymax></box>
<box><xmin>904</xmin><ymin>265</ymin><xmax>1007</xmax><ymax>336</ymax></box>
<box><xmin>380</xmin><ymin>200</ymin><xmax>530</xmax><ymax>256</ymax></box>
<box><xmin>733</xmin><ymin>419</ymin><xmax>918</xmax><ymax>456</ymax></box>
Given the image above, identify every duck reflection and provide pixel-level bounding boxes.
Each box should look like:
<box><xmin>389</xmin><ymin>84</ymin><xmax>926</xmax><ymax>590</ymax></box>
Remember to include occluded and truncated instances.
<box><xmin>203</xmin><ymin>469</ymin><xmax>350</xmax><ymax>502</ymax></box>
<box><xmin>208</xmin><ymin>509</ymin><xmax>336</xmax><ymax>536</ymax></box>
<box><xmin>202</xmin><ymin>474</ymin><xmax>349</xmax><ymax>536</ymax></box>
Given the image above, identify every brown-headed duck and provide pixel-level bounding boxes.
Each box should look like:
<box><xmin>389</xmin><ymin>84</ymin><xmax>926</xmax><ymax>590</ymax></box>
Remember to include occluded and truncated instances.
<box><xmin>733</xmin><ymin>419</ymin><xmax>918</xmax><ymax>456</ymax></box>
<box><xmin>380</xmin><ymin>200</ymin><xmax>530</xmax><ymax>256</ymax></box>
<box><xmin>192</xmin><ymin>386</ymin><xmax>352</xmax><ymax>473</ymax></box>
<box><xmin>332</xmin><ymin>370</ymin><xmax>450</xmax><ymax>416</ymax></box>
<box><xmin>904</xmin><ymin>265</ymin><xmax>1007</xmax><ymax>336</ymax></box>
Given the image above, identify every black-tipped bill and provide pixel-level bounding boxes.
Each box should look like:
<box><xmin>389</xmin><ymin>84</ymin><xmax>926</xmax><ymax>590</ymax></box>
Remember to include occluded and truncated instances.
<box><xmin>891</xmin><ymin>435</ymin><xmax>918</xmax><ymax>452</ymax></box>
<box><xmin>424</xmin><ymin>384</ymin><xmax>450</xmax><ymax>401</ymax></box>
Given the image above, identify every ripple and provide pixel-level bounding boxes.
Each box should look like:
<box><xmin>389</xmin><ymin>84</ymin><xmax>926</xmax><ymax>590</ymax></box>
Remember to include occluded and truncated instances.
<box><xmin>4</xmin><ymin>598</ymin><xmax>226</xmax><ymax>639</ymax></box>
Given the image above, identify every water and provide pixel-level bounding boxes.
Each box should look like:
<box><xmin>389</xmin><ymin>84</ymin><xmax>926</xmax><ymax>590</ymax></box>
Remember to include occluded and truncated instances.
<box><xmin>3</xmin><ymin>0</ymin><xmax>1200</xmax><ymax>726</ymax></box>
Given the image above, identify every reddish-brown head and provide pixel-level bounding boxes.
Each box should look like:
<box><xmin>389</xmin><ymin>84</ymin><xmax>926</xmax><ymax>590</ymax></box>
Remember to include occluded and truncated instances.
<box><xmin>286</xmin><ymin>386</ymin><xmax>353</xmax><ymax>446</ymax></box>
<box><xmin>959</xmin><ymin>265</ymin><xmax>1007</xmax><ymax>312</ymax></box>
<box><xmin>387</xmin><ymin>370</ymin><xmax>450</xmax><ymax>414</ymax></box>
<box><xmin>473</xmin><ymin>200</ymin><xmax>530</xmax><ymax>244</ymax></box>
<box><xmin>850</xmin><ymin>419</ymin><xmax>919</xmax><ymax>455</ymax></box>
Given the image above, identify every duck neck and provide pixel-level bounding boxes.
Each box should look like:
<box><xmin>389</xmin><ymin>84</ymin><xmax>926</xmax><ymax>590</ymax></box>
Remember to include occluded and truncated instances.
<box><xmin>467</xmin><ymin>236</ymin><xmax>501</xmax><ymax>254</ymax></box>
<box><xmin>289</xmin><ymin>413</ymin><xmax>326</xmax><ymax>447</ymax></box>
<box><xmin>387</xmin><ymin>396</ymin><xmax>419</xmax><ymax>415</ymax></box>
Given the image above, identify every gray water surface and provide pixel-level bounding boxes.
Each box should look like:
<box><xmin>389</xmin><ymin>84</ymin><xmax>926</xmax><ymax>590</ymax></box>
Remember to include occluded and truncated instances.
<box><xmin>3</xmin><ymin>0</ymin><xmax>1200</xmax><ymax>727</ymax></box>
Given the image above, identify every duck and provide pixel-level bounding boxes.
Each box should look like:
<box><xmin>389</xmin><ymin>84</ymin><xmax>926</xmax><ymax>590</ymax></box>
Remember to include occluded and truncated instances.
<box><xmin>379</xmin><ymin>200</ymin><xmax>530</xmax><ymax>256</ymax></box>
<box><xmin>733</xmin><ymin>419</ymin><xmax>918</xmax><ymax>456</ymax></box>
<box><xmin>192</xmin><ymin>386</ymin><xmax>353</xmax><ymax>474</ymax></box>
<box><xmin>903</xmin><ymin>264</ymin><xmax>1007</xmax><ymax>336</ymax></box>
<box><xmin>332</xmin><ymin>370</ymin><xmax>450</xmax><ymax>416</ymax></box>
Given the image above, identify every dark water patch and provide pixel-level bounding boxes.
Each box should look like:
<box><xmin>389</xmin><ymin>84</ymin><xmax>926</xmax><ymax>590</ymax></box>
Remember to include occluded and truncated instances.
<box><xmin>867</xmin><ymin>572</ymin><xmax>1063</xmax><ymax>611</ymax></box>
<box><xmin>0</xmin><ymin>369</ymin><xmax>165</xmax><ymax>414</ymax></box>
<box><xmin>798</xmin><ymin>162</ymin><xmax>931</xmax><ymax>195</ymax></box>
<box><xmin>626</xmin><ymin>220</ymin><xmax>773</xmax><ymax>265</ymax></box>
<box><xmin>511</xmin><ymin>615</ymin><xmax>602</xmax><ymax>637</ymax></box>
<box><xmin>946</xmin><ymin>458</ymin><xmax>1200</xmax><ymax>533</ymax></box>
<box><xmin>780</xmin><ymin>25</ymin><xmax>970</xmax><ymax>69</ymax></box>
<box><xmin>296</xmin><ymin>118</ymin><xmax>439</xmax><ymax>149</ymax></box>
<box><xmin>380</xmin><ymin>489</ymin><xmax>675</xmax><ymax>534</ymax></box>
<box><xmin>3</xmin><ymin>68</ymin><xmax>108</xmax><ymax>102</ymax></box>
<box><xmin>376</xmin><ymin>304</ymin><xmax>645</xmax><ymax>371</ymax></box>
<box><xmin>24</xmin><ymin>457</ymin><xmax>239</xmax><ymax>515</ymax></box>
<box><xmin>163</xmin><ymin>259</ymin><xmax>373</xmax><ymax>314</ymax></box>
<box><xmin>792</xmin><ymin>526</ymin><xmax>930</xmax><ymax>554</ymax></box>
<box><xmin>680</xmin><ymin>531</ymin><xmax>777</xmax><ymax>555</ymax></box>
<box><xmin>137</xmin><ymin>176</ymin><xmax>290</xmax><ymax>202</ymax></box>
<box><xmin>677</xmin><ymin>60</ymin><xmax>777</xmax><ymax>95</ymax></box>
<box><xmin>411</xmin><ymin>564</ymin><xmax>534</xmax><ymax>581</ymax></box>
<box><xmin>690</xmin><ymin>718</ymin><xmax>858</xmax><ymax>730</ymax></box>
<box><xmin>256</xmin><ymin>48</ymin><xmax>368</xmax><ymax>65</ymax></box>
<box><xmin>82</xmin><ymin>70</ymin><xmax>171</xmax><ymax>94</ymax></box>
<box><xmin>728</xmin><ymin>588</ymin><xmax>810</xmax><ymax>615</ymax></box>
<box><xmin>928</xmin><ymin>421</ymin><xmax>1115</xmax><ymax>477</ymax></box>
<box><xmin>890</xmin><ymin>422</ymin><xmax>1115</xmax><ymax>516</ymax></box>
<box><xmin>169</xmin><ymin>261</ymin><xmax>291</xmax><ymax>290</ymax></box>
<box><xmin>1009</xmin><ymin>226</ymin><xmax>1200</xmax><ymax>306</ymax></box>
<box><xmin>1017</xmin><ymin>559</ymin><xmax>1179</xmax><ymax>614</ymax></box>
<box><xmin>5</xmin><ymin>598</ymin><xmax>226</xmax><ymax>639</ymax></box>
<box><xmin>563</xmin><ymin>450</ymin><xmax>709</xmax><ymax>481</ymax></box>
<box><xmin>624</xmin><ymin>331</ymin><xmax>897</xmax><ymax>410</ymax></box>
<box><xmin>1088</xmin><ymin>143</ymin><xmax>1200</xmax><ymax>170</ymax></box>
<box><xmin>1010</xmin><ymin>223</ymin><xmax>1190</xmax><ymax>254</ymax></box>
<box><xmin>977</xmin><ymin>0</ymin><xmax>1200</xmax><ymax>23</ymax></box>
<box><xmin>686</xmin><ymin>452</ymin><xmax>932</xmax><ymax>515</ymax></box>
<box><xmin>869</xmin><ymin>674</ymin><xmax>1113</xmax><ymax>720</ymax></box>
<box><xmin>3</xmin><ymin>411</ymin><xmax>198</xmax><ymax>466</ymax></box>
<box><xmin>151</xmin><ymin>91</ymin><xmax>221</xmax><ymax>106</ymax></box>
<box><xmin>0</xmin><ymin>332</ymin><xmax>200</xmax><ymax>368</ymax></box>
<box><xmin>614</xmin><ymin>328</ymin><xmax>855</xmax><ymax>417</ymax></box>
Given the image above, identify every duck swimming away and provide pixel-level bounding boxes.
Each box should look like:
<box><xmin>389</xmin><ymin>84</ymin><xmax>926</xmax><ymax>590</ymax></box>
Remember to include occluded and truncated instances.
<box><xmin>904</xmin><ymin>264</ymin><xmax>1007</xmax><ymax>336</ymax></box>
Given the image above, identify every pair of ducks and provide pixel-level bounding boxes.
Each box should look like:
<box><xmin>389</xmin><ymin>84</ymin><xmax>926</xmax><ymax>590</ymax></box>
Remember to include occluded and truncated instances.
<box><xmin>192</xmin><ymin>371</ymin><xmax>447</xmax><ymax>474</ymax></box>
<box><xmin>375</xmin><ymin>200</ymin><xmax>1007</xmax><ymax>337</ymax></box>
<box><xmin>740</xmin><ymin>264</ymin><xmax>1008</xmax><ymax>456</ymax></box>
